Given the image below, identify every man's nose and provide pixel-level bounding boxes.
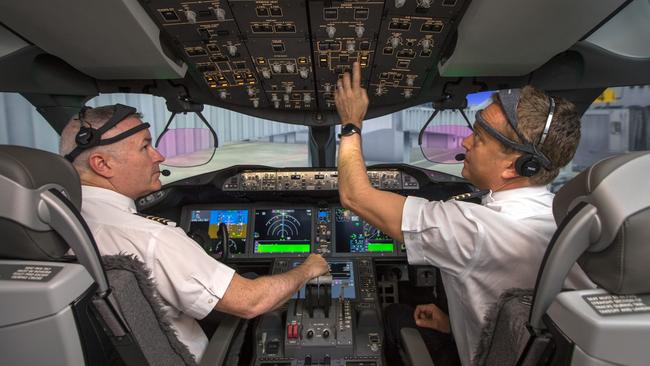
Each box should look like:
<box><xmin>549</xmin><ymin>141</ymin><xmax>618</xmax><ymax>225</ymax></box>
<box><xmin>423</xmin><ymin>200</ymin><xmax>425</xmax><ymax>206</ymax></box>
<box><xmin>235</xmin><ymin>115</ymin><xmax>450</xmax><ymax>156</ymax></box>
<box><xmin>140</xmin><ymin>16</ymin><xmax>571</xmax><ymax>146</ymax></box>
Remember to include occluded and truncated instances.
<box><xmin>462</xmin><ymin>133</ymin><xmax>472</xmax><ymax>150</ymax></box>
<box><xmin>152</xmin><ymin>147</ymin><xmax>165</xmax><ymax>163</ymax></box>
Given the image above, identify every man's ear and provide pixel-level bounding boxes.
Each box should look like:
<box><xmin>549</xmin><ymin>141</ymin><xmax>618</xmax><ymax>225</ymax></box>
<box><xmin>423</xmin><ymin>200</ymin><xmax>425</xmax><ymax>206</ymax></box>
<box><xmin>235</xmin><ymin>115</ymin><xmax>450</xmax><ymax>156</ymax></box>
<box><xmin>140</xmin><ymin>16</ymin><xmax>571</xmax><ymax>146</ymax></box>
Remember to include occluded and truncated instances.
<box><xmin>501</xmin><ymin>156</ymin><xmax>520</xmax><ymax>180</ymax></box>
<box><xmin>87</xmin><ymin>152</ymin><xmax>115</xmax><ymax>178</ymax></box>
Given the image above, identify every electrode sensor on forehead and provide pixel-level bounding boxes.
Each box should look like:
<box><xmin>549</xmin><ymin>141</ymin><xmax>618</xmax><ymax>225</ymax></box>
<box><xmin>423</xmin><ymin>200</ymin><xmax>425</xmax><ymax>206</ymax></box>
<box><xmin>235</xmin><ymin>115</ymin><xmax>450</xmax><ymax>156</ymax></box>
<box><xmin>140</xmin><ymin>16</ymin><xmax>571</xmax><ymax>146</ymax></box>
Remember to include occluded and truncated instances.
<box><xmin>64</xmin><ymin>104</ymin><xmax>151</xmax><ymax>163</ymax></box>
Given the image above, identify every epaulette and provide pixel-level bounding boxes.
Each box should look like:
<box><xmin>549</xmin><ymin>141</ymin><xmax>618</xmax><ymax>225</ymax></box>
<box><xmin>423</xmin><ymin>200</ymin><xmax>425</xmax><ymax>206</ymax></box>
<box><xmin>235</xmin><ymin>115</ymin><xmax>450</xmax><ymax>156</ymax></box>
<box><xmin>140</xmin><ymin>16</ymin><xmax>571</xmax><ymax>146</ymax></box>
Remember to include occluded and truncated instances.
<box><xmin>135</xmin><ymin>213</ymin><xmax>177</xmax><ymax>226</ymax></box>
<box><xmin>446</xmin><ymin>189</ymin><xmax>491</xmax><ymax>202</ymax></box>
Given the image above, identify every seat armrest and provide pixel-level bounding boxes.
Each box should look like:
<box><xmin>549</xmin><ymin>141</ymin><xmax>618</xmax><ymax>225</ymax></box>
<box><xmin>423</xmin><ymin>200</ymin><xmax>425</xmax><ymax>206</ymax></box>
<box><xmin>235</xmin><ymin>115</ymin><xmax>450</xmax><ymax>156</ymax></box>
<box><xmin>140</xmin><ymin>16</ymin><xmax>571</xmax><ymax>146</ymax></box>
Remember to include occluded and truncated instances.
<box><xmin>199</xmin><ymin>314</ymin><xmax>241</xmax><ymax>366</ymax></box>
<box><xmin>400</xmin><ymin>327</ymin><xmax>435</xmax><ymax>366</ymax></box>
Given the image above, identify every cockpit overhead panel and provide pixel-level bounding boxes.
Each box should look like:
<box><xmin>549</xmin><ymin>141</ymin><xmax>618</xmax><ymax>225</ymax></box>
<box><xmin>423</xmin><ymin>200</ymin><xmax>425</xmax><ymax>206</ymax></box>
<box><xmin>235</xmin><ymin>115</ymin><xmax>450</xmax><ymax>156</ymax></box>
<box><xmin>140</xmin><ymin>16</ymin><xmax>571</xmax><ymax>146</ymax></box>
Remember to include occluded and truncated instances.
<box><xmin>138</xmin><ymin>0</ymin><xmax>468</xmax><ymax>116</ymax></box>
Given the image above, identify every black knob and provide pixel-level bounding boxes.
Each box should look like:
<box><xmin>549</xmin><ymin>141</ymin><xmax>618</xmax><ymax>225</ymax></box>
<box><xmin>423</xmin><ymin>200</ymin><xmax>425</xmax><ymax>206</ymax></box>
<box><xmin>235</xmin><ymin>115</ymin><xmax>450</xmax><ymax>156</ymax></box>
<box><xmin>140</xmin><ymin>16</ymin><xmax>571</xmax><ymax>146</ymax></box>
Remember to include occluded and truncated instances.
<box><xmin>304</xmin><ymin>355</ymin><xmax>312</xmax><ymax>365</ymax></box>
<box><xmin>306</xmin><ymin>329</ymin><xmax>314</xmax><ymax>339</ymax></box>
<box><xmin>322</xmin><ymin>329</ymin><xmax>330</xmax><ymax>338</ymax></box>
<box><xmin>324</xmin><ymin>355</ymin><xmax>331</xmax><ymax>366</ymax></box>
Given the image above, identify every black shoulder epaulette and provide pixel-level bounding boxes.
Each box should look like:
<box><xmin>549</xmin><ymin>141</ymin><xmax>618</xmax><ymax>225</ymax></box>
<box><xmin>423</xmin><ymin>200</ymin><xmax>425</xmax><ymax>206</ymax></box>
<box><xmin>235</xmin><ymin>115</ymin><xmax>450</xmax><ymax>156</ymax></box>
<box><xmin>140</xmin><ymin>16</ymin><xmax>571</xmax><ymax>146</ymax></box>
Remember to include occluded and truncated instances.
<box><xmin>446</xmin><ymin>189</ymin><xmax>490</xmax><ymax>202</ymax></box>
<box><xmin>135</xmin><ymin>213</ymin><xmax>177</xmax><ymax>226</ymax></box>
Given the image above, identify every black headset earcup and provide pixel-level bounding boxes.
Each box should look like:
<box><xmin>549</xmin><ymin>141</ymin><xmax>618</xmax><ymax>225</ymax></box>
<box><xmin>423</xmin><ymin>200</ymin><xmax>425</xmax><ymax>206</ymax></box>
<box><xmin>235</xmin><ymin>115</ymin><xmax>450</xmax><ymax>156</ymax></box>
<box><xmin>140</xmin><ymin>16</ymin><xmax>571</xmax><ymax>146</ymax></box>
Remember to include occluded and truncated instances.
<box><xmin>75</xmin><ymin>127</ymin><xmax>97</xmax><ymax>147</ymax></box>
<box><xmin>515</xmin><ymin>154</ymin><xmax>541</xmax><ymax>177</ymax></box>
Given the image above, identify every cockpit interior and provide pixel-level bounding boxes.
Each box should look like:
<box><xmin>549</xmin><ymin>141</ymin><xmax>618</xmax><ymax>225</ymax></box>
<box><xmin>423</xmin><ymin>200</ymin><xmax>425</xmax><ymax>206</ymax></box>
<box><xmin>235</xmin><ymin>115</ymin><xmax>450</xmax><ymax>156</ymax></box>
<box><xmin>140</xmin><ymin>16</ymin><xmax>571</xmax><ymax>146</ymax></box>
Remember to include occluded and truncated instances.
<box><xmin>1</xmin><ymin>0</ymin><xmax>650</xmax><ymax>365</ymax></box>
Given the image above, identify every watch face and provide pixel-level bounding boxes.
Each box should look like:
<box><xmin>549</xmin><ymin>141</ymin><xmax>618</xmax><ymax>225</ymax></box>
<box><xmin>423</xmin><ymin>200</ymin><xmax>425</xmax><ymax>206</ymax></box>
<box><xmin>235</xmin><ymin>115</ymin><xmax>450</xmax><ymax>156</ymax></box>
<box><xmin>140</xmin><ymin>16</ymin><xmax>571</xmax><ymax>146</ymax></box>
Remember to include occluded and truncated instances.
<box><xmin>342</xmin><ymin>124</ymin><xmax>360</xmax><ymax>136</ymax></box>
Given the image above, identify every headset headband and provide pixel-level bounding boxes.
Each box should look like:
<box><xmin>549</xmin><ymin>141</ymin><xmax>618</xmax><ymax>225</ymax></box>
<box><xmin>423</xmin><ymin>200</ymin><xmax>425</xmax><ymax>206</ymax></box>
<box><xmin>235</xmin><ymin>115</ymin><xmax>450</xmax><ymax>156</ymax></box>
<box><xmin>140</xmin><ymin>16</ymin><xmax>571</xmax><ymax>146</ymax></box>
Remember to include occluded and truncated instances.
<box><xmin>64</xmin><ymin>104</ymin><xmax>150</xmax><ymax>162</ymax></box>
<box><xmin>473</xmin><ymin>89</ymin><xmax>554</xmax><ymax>169</ymax></box>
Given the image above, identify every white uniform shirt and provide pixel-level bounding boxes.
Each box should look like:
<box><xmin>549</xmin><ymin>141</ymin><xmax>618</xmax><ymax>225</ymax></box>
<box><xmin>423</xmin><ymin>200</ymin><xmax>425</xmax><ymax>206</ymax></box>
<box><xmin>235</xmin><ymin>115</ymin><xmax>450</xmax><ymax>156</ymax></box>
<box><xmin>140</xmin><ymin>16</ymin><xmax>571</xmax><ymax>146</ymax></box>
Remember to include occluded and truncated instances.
<box><xmin>81</xmin><ymin>186</ymin><xmax>235</xmax><ymax>362</ymax></box>
<box><xmin>402</xmin><ymin>186</ymin><xmax>587</xmax><ymax>366</ymax></box>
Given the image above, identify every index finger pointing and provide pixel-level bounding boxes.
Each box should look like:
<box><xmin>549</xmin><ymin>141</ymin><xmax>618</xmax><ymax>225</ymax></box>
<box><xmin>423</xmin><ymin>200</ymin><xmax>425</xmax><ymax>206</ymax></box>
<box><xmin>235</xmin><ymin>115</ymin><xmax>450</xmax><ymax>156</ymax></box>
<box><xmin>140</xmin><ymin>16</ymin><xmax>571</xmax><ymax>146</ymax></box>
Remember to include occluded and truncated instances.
<box><xmin>352</xmin><ymin>62</ymin><xmax>361</xmax><ymax>89</ymax></box>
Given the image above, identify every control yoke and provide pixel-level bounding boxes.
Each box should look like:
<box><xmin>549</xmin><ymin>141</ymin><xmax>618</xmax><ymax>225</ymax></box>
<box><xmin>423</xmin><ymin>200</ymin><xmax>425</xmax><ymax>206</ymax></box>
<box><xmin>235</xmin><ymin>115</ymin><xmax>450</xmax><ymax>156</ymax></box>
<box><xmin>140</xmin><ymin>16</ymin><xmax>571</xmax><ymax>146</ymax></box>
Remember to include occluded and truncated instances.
<box><xmin>304</xmin><ymin>275</ymin><xmax>332</xmax><ymax>318</ymax></box>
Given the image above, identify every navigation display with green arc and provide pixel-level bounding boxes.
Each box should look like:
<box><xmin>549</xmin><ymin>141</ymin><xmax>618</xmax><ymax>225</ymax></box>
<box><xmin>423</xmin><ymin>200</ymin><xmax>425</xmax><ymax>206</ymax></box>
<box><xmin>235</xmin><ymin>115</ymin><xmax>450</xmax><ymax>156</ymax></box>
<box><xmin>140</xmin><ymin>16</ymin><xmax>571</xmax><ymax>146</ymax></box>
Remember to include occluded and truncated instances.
<box><xmin>253</xmin><ymin>208</ymin><xmax>312</xmax><ymax>254</ymax></box>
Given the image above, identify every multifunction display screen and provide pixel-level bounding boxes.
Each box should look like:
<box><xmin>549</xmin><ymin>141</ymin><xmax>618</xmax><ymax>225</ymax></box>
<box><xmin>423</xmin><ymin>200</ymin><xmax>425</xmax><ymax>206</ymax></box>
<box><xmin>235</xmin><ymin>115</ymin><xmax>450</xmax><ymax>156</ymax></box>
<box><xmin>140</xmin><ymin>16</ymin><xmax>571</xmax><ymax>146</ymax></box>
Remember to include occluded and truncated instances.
<box><xmin>334</xmin><ymin>208</ymin><xmax>394</xmax><ymax>253</ymax></box>
<box><xmin>253</xmin><ymin>208</ymin><xmax>312</xmax><ymax>254</ymax></box>
<box><xmin>188</xmin><ymin>209</ymin><xmax>248</xmax><ymax>257</ymax></box>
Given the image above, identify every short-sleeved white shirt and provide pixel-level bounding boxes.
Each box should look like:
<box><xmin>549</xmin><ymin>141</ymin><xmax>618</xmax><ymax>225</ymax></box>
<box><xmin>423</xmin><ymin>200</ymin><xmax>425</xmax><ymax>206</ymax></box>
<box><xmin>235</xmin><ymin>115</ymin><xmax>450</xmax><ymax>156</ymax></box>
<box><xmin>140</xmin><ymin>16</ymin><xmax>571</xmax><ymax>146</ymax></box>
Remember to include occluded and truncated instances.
<box><xmin>402</xmin><ymin>185</ymin><xmax>589</xmax><ymax>366</ymax></box>
<box><xmin>81</xmin><ymin>186</ymin><xmax>235</xmax><ymax>361</ymax></box>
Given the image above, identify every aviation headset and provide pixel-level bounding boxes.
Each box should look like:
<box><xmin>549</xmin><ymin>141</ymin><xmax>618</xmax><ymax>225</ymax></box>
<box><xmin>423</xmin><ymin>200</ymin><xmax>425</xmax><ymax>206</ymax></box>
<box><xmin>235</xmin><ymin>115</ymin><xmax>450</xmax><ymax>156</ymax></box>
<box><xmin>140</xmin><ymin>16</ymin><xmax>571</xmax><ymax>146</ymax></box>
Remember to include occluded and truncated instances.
<box><xmin>474</xmin><ymin>89</ymin><xmax>556</xmax><ymax>177</ymax></box>
<box><xmin>64</xmin><ymin>104</ymin><xmax>151</xmax><ymax>163</ymax></box>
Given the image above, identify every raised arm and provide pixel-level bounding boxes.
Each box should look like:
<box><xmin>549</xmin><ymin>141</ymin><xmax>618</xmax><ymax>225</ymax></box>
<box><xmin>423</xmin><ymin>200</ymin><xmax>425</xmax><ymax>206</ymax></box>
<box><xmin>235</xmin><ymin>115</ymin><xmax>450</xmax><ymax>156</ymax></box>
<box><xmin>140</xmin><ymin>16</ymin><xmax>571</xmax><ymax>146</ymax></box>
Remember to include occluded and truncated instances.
<box><xmin>335</xmin><ymin>62</ymin><xmax>406</xmax><ymax>243</ymax></box>
<box><xmin>215</xmin><ymin>253</ymin><xmax>329</xmax><ymax>319</ymax></box>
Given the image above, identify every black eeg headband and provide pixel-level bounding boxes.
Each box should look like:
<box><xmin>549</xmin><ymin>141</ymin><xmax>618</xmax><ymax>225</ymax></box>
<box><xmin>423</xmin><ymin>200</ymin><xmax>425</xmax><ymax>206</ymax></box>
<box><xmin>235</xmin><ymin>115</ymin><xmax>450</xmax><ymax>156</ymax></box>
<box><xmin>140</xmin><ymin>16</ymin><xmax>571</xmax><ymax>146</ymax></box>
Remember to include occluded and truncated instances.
<box><xmin>473</xmin><ymin>89</ymin><xmax>554</xmax><ymax>169</ymax></box>
<box><xmin>64</xmin><ymin>104</ymin><xmax>151</xmax><ymax>163</ymax></box>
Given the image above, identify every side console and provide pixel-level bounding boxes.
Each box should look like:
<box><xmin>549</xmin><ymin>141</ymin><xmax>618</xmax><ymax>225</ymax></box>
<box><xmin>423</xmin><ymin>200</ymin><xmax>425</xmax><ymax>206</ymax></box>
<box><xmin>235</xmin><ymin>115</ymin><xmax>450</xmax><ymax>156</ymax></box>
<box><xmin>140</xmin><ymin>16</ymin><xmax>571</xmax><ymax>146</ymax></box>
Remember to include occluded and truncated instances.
<box><xmin>254</xmin><ymin>258</ymin><xmax>383</xmax><ymax>366</ymax></box>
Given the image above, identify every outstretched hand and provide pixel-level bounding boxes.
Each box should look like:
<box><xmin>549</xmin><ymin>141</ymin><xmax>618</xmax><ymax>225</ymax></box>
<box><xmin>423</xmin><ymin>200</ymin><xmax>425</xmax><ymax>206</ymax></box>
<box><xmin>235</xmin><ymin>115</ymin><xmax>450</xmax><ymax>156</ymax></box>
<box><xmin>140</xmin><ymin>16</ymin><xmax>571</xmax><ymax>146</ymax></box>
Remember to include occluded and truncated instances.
<box><xmin>334</xmin><ymin>62</ymin><xmax>369</xmax><ymax>128</ymax></box>
<box><xmin>414</xmin><ymin>303</ymin><xmax>451</xmax><ymax>333</ymax></box>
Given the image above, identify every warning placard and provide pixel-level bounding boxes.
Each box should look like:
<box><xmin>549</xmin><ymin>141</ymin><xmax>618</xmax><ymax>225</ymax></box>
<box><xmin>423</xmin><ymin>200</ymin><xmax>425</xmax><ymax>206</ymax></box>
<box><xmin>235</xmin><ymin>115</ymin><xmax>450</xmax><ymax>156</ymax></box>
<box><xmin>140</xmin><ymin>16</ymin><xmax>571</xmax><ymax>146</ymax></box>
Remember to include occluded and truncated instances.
<box><xmin>0</xmin><ymin>264</ymin><xmax>63</xmax><ymax>282</ymax></box>
<box><xmin>583</xmin><ymin>294</ymin><xmax>650</xmax><ymax>316</ymax></box>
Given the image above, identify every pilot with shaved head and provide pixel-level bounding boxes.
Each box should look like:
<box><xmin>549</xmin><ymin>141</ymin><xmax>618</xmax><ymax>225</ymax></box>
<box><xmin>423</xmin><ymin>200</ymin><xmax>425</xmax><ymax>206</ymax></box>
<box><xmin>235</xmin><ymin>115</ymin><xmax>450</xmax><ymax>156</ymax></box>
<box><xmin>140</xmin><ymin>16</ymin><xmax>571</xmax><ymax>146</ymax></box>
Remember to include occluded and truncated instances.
<box><xmin>335</xmin><ymin>62</ymin><xmax>588</xmax><ymax>365</ymax></box>
<box><xmin>60</xmin><ymin>105</ymin><xmax>329</xmax><ymax>362</ymax></box>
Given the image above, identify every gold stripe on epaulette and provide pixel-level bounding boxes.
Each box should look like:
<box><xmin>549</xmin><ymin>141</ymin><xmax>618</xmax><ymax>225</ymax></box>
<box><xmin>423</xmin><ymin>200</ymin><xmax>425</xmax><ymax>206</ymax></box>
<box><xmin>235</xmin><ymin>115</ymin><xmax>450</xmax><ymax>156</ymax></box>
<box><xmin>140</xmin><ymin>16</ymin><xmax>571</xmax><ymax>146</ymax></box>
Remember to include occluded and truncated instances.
<box><xmin>135</xmin><ymin>213</ymin><xmax>177</xmax><ymax>226</ymax></box>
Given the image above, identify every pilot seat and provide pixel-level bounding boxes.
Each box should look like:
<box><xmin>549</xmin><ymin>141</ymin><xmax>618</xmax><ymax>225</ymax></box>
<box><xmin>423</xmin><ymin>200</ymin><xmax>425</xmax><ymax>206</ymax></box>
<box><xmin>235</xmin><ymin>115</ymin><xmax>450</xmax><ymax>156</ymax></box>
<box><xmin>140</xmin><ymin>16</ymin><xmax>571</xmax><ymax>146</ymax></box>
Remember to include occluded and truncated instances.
<box><xmin>402</xmin><ymin>151</ymin><xmax>650</xmax><ymax>366</ymax></box>
<box><xmin>0</xmin><ymin>145</ymin><xmax>239</xmax><ymax>366</ymax></box>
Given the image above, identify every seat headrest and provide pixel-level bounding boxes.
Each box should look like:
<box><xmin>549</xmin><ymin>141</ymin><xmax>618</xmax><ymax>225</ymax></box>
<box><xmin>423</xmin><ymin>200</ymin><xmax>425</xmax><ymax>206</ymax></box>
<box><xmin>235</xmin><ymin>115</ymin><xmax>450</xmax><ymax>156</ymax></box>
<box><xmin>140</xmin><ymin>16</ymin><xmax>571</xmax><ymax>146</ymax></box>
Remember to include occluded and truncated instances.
<box><xmin>0</xmin><ymin>145</ymin><xmax>82</xmax><ymax>260</ymax></box>
<box><xmin>553</xmin><ymin>151</ymin><xmax>650</xmax><ymax>294</ymax></box>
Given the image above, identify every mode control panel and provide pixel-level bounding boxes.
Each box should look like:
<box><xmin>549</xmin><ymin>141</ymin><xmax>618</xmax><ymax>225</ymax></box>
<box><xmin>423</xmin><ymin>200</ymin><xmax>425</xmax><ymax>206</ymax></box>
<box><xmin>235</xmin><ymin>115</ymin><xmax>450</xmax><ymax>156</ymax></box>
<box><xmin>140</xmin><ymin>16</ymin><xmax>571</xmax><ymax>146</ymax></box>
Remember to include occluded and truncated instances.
<box><xmin>222</xmin><ymin>169</ymin><xmax>419</xmax><ymax>191</ymax></box>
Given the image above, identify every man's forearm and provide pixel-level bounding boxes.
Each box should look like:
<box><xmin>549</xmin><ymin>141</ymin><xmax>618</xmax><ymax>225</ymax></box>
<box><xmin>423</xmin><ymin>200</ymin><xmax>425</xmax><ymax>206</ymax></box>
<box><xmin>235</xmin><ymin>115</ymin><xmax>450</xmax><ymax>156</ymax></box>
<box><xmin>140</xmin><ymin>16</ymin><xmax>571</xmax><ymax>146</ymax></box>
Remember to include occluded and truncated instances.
<box><xmin>217</xmin><ymin>265</ymin><xmax>313</xmax><ymax>318</ymax></box>
<box><xmin>338</xmin><ymin>133</ymin><xmax>373</xmax><ymax>210</ymax></box>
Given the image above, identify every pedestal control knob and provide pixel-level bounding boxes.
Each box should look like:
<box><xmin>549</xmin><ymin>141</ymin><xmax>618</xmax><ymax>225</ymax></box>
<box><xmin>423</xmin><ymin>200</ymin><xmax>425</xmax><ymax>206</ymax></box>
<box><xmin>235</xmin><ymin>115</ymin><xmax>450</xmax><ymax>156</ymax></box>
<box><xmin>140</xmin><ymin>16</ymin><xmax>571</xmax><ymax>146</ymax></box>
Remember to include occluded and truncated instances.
<box><xmin>272</xmin><ymin>63</ymin><xmax>282</xmax><ymax>74</ymax></box>
<box><xmin>299</xmin><ymin>67</ymin><xmax>310</xmax><ymax>79</ymax></box>
<box><xmin>285</xmin><ymin>63</ymin><xmax>296</xmax><ymax>73</ymax></box>
<box><xmin>322</xmin><ymin>329</ymin><xmax>330</xmax><ymax>338</ymax></box>
<box><xmin>306</xmin><ymin>329</ymin><xmax>314</xmax><ymax>339</ymax></box>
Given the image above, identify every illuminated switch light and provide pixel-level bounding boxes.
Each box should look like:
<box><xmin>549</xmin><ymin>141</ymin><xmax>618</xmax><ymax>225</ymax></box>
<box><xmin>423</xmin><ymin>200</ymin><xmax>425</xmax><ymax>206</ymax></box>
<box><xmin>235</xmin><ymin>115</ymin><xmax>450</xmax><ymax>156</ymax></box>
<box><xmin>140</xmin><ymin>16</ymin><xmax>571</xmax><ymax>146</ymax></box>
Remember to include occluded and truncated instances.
<box><xmin>227</xmin><ymin>44</ymin><xmax>237</xmax><ymax>56</ymax></box>
<box><xmin>406</xmin><ymin>76</ymin><xmax>415</xmax><ymax>87</ymax></box>
<box><xmin>185</xmin><ymin>10</ymin><xmax>197</xmax><ymax>23</ymax></box>
<box><xmin>355</xmin><ymin>25</ymin><xmax>365</xmax><ymax>38</ymax></box>
<box><xmin>215</xmin><ymin>7</ymin><xmax>226</xmax><ymax>21</ymax></box>
<box><xmin>346</xmin><ymin>41</ymin><xmax>355</xmax><ymax>53</ymax></box>
<box><xmin>326</xmin><ymin>25</ymin><xmax>336</xmax><ymax>38</ymax></box>
<box><xmin>421</xmin><ymin>38</ymin><xmax>432</xmax><ymax>52</ymax></box>
<box><xmin>390</xmin><ymin>36</ymin><xmax>401</xmax><ymax>49</ymax></box>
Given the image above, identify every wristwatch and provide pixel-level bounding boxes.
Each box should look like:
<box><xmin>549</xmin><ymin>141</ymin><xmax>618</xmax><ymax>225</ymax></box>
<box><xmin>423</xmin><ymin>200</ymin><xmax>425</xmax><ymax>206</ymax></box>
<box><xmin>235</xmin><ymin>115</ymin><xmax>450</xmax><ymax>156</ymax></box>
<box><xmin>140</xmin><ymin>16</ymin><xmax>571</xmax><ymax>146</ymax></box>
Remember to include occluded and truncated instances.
<box><xmin>338</xmin><ymin>123</ymin><xmax>362</xmax><ymax>138</ymax></box>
